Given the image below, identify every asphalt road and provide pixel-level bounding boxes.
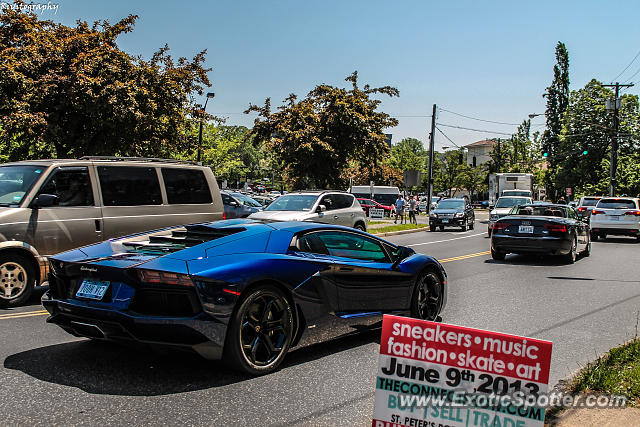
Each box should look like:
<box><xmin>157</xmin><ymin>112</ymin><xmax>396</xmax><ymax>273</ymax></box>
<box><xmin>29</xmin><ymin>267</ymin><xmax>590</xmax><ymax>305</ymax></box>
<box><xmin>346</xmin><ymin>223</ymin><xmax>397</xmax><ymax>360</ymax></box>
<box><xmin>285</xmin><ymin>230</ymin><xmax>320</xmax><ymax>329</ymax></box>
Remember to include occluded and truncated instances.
<box><xmin>2</xmin><ymin>212</ymin><xmax>640</xmax><ymax>426</ymax></box>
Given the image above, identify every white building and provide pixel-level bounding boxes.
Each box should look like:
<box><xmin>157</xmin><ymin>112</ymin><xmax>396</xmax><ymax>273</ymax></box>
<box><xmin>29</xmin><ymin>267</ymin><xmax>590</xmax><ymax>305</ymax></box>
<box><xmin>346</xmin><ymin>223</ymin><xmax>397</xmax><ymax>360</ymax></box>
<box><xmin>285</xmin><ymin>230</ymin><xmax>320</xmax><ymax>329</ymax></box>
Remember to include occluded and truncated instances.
<box><xmin>464</xmin><ymin>139</ymin><xmax>496</xmax><ymax>167</ymax></box>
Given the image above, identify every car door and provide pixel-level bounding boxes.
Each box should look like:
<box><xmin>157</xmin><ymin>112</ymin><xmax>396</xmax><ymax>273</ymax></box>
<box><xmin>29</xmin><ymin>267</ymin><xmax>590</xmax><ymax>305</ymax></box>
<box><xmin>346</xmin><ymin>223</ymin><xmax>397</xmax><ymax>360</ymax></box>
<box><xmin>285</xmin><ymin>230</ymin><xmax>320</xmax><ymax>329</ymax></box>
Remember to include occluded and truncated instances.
<box><xmin>333</xmin><ymin>194</ymin><xmax>358</xmax><ymax>227</ymax></box>
<box><xmin>29</xmin><ymin>166</ymin><xmax>102</xmax><ymax>255</ymax></box>
<box><xmin>317</xmin><ymin>194</ymin><xmax>339</xmax><ymax>225</ymax></box>
<box><xmin>313</xmin><ymin>231</ymin><xmax>413</xmax><ymax>311</ymax></box>
<box><xmin>566</xmin><ymin>207</ymin><xmax>588</xmax><ymax>248</ymax></box>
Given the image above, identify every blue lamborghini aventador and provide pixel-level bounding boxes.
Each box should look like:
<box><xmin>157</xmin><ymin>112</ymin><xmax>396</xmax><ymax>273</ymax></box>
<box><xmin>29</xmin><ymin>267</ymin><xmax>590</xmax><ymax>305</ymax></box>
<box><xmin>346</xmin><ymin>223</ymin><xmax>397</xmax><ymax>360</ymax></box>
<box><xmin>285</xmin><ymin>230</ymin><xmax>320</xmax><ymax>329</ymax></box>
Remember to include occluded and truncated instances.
<box><xmin>43</xmin><ymin>219</ymin><xmax>447</xmax><ymax>375</ymax></box>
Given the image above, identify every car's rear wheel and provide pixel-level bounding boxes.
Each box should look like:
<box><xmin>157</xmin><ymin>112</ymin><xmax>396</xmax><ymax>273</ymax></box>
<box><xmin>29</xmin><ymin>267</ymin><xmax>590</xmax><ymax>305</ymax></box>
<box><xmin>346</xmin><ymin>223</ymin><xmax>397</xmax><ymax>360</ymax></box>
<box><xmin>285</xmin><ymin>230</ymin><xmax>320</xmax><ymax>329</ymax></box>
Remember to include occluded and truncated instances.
<box><xmin>0</xmin><ymin>254</ymin><xmax>35</xmax><ymax>308</ymax></box>
<box><xmin>491</xmin><ymin>247</ymin><xmax>505</xmax><ymax>261</ymax></box>
<box><xmin>224</xmin><ymin>285</ymin><xmax>294</xmax><ymax>375</ymax></box>
<box><xmin>439</xmin><ymin>226</ymin><xmax>445</xmax><ymax>231</ymax></box>
<box><xmin>410</xmin><ymin>271</ymin><xmax>443</xmax><ymax>321</ymax></box>
<box><xmin>429</xmin><ymin>225</ymin><xmax>436</xmax><ymax>232</ymax></box>
<box><xmin>564</xmin><ymin>235</ymin><xmax>577</xmax><ymax>264</ymax></box>
<box><xmin>581</xmin><ymin>235</ymin><xmax>591</xmax><ymax>257</ymax></box>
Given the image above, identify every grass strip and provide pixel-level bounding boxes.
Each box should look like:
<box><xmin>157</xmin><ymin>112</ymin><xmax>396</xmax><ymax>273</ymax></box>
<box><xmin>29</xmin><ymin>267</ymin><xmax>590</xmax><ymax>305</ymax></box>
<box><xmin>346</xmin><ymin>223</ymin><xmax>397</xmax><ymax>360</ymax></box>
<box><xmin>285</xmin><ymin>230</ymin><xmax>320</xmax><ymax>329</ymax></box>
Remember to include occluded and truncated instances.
<box><xmin>369</xmin><ymin>223</ymin><xmax>427</xmax><ymax>234</ymax></box>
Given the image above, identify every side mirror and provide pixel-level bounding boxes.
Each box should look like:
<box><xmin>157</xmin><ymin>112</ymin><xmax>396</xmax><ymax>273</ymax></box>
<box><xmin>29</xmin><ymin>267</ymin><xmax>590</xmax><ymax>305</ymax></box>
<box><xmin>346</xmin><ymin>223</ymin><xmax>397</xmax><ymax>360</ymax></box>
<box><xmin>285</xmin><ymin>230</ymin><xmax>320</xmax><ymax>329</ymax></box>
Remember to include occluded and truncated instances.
<box><xmin>229</xmin><ymin>200</ymin><xmax>239</xmax><ymax>207</ymax></box>
<box><xmin>316</xmin><ymin>204</ymin><xmax>327</xmax><ymax>213</ymax></box>
<box><xmin>392</xmin><ymin>246</ymin><xmax>415</xmax><ymax>270</ymax></box>
<box><xmin>32</xmin><ymin>194</ymin><xmax>57</xmax><ymax>208</ymax></box>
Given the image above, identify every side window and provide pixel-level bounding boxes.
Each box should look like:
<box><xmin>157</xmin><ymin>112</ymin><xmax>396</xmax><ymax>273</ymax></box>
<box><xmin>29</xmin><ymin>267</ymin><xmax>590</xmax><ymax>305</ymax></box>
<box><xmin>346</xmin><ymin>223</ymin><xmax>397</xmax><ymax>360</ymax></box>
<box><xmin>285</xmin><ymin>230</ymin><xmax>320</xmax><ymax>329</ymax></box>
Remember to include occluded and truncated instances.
<box><xmin>37</xmin><ymin>167</ymin><xmax>94</xmax><ymax>207</ymax></box>
<box><xmin>297</xmin><ymin>233</ymin><xmax>329</xmax><ymax>255</ymax></box>
<box><xmin>319</xmin><ymin>194</ymin><xmax>337</xmax><ymax>211</ymax></box>
<box><xmin>314</xmin><ymin>231</ymin><xmax>390</xmax><ymax>262</ymax></box>
<box><xmin>98</xmin><ymin>166</ymin><xmax>162</xmax><ymax>206</ymax></box>
<box><xmin>161</xmin><ymin>168</ymin><xmax>212</xmax><ymax>204</ymax></box>
<box><xmin>335</xmin><ymin>194</ymin><xmax>355</xmax><ymax>209</ymax></box>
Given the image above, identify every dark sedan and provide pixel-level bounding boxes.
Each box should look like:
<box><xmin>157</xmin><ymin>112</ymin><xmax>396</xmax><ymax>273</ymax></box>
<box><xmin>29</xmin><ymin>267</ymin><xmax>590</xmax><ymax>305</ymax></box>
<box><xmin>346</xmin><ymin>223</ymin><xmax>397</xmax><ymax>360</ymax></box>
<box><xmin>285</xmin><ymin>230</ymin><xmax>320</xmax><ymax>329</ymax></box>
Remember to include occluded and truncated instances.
<box><xmin>429</xmin><ymin>198</ymin><xmax>475</xmax><ymax>232</ymax></box>
<box><xmin>491</xmin><ymin>204</ymin><xmax>590</xmax><ymax>263</ymax></box>
<box><xmin>43</xmin><ymin>219</ymin><xmax>447</xmax><ymax>375</ymax></box>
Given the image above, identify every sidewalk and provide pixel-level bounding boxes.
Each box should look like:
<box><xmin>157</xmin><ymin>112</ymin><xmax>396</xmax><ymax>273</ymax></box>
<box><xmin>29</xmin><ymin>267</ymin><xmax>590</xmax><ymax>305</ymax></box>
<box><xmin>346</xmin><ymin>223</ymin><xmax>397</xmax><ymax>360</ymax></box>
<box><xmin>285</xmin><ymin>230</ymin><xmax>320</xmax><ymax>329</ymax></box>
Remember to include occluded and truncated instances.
<box><xmin>549</xmin><ymin>407</ymin><xmax>640</xmax><ymax>426</ymax></box>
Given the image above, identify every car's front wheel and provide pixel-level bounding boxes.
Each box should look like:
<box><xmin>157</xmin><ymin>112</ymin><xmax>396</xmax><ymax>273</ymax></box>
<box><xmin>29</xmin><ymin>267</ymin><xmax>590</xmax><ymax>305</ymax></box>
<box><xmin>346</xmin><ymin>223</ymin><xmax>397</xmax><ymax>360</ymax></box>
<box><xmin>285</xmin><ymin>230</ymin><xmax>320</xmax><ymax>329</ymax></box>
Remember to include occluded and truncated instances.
<box><xmin>224</xmin><ymin>285</ymin><xmax>294</xmax><ymax>375</ymax></box>
<box><xmin>0</xmin><ymin>254</ymin><xmax>35</xmax><ymax>308</ymax></box>
<box><xmin>410</xmin><ymin>270</ymin><xmax>443</xmax><ymax>321</ymax></box>
<box><xmin>354</xmin><ymin>223</ymin><xmax>366</xmax><ymax>232</ymax></box>
<box><xmin>491</xmin><ymin>247</ymin><xmax>506</xmax><ymax>261</ymax></box>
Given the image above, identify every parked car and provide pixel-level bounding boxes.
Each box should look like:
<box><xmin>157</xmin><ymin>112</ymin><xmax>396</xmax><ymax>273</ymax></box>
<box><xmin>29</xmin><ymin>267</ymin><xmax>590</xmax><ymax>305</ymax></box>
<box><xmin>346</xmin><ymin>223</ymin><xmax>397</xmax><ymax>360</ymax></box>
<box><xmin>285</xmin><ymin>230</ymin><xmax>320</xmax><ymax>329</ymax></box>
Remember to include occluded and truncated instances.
<box><xmin>490</xmin><ymin>204</ymin><xmax>591</xmax><ymax>263</ymax></box>
<box><xmin>575</xmin><ymin>196</ymin><xmax>603</xmax><ymax>220</ymax></box>
<box><xmin>221</xmin><ymin>191</ymin><xmax>263</xmax><ymax>219</ymax></box>
<box><xmin>43</xmin><ymin>219</ymin><xmax>448</xmax><ymax>374</ymax></box>
<box><xmin>251</xmin><ymin>195</ymin><xmax>276</xmax><ymax>207</ymax></box>
<box><xmin>488</xmin><ymin>196</ymin><xmax>533</xmax><ymax>236</ymax></box>
<box><xmin>428</xmin><ymin>198</ymin><xmax>475</xmax><ymax>232</ymax></box>
<box><xmin>248</xmin><ymin>191</ymin><xmax>367</xmax><ymax>231</ymax></box>
<box><xmin>590</xmin><ymin>197</ymin><xmax>640</xmax><ymax>241</ymax></box>
<box><xmin>357</xmin><ymin>198</ymin><xmax>393</xmax><ymax>217</ymax></box>
<box><xmin>0</xmin><ymin>157</ymin><xmax>223</xmax><ymax>307</ymax></box>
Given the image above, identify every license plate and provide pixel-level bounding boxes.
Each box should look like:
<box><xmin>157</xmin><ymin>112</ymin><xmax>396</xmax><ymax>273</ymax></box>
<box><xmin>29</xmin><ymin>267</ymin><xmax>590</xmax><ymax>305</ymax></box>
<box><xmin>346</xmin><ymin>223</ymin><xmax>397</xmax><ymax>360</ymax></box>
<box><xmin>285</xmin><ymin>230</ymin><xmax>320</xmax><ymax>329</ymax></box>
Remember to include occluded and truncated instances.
<box><xmin>76</xmin><ymin>279</ymin><xmax>110</xmax><ymax>300</ymax></box>
<box><xmin>608</xmin><ymin>215</ymin><xmax>619</xmax><ymax>221</ymax></box>
<box><xmin>442</xmin><ymin>219</ymin><xmax>449</xmax><ymax>223</ymax></box>
<box><xmin>519</xmin><ymin>225</ymin><xmax>534</xmax><ymax>233</ymax></box>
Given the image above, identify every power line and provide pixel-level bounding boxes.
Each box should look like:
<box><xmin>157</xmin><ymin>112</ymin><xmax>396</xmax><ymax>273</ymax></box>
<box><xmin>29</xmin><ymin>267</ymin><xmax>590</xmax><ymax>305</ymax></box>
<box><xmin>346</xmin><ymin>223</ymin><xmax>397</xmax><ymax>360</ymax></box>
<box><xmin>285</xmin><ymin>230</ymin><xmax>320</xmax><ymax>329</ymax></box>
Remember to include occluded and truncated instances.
<box><xmin>612</xmin><ymin>48</ymin><xmax>640</xmax><ymax>82</ymax></box>
<box><xmin>438</xmin><ymin>108</ymin><xmax>524</xmax><ymax>126</ymax></box>
<box><xmin>435</xmin><ymin>122</ymin><xmax>514</xmax><ymax>136</ymax></box>
<box><xmin>623</xmin><ymin>65</ymin><xmax>640</xmax><ymax>84</ymax></box>
<box><xmin>435</xmin><ymin>126</ymin><xmax>462</xmax><ymax>149</ymax></box>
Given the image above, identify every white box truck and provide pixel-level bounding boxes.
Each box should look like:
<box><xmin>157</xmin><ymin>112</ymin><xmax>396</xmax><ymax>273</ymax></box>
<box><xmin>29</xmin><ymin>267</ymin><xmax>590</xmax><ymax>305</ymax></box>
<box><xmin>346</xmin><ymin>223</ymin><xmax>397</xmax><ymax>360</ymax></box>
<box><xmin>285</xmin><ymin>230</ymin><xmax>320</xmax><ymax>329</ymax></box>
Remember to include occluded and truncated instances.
<box><xmin>349</xmin><ymin>185</ymin><xmax>400</xmax><ymax>206</ymax></box>
<box><xmin>488</xmin><ymin>173</ymin><xmax>533</xmax><ymax>207</ymax></box>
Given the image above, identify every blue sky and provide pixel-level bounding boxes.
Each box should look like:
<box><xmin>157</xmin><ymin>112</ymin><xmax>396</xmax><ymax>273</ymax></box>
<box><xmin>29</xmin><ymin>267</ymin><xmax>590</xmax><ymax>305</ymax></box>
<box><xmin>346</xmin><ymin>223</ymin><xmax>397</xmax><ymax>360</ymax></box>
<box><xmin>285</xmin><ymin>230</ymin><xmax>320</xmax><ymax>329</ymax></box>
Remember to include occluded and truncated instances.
<box><xmin>45</xmin><ymin>0</ymin><xmax>640</xmax><ymax>150</ymax></box>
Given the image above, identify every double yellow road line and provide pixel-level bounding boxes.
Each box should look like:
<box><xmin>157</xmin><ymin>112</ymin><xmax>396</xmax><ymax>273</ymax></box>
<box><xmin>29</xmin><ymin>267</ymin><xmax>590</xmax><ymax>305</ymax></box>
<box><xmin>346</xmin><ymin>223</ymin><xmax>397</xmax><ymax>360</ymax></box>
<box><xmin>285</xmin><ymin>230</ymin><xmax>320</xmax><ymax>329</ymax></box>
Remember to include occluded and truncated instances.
<box><xmin>0</xmin><ymin>309</ymin><xmax>49</xmax><ymax>320</ymax></box>
<box><xmin>0</xmin><ymin>251</ymin><xmax>490</xmax><ymax>321</ymax></box>
<box><xmin>438</xmin><ymin>250</ymin><xmax>491</xmax><ymax>264</ymax></box>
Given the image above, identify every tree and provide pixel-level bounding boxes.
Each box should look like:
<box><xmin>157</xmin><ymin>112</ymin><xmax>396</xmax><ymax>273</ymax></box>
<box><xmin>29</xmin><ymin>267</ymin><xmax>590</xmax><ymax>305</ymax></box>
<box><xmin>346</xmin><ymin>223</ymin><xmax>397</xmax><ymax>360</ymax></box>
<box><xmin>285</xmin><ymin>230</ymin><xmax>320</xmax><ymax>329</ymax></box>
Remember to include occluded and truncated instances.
<box><xmin>388</xmin><ymin>137</ymin><xmax>427</xmax><ymax>171</ymax></box>
<box><xmin>0</xmin><ymin>7</ymin><xmax>211</xmax><ymax>160</ymax></box>
<box><xmin>559</xmin><ymin>79</ymin><xmax>640</xmax><ymax>196</ymax></box>
<box><xmin>541</xmin><ymin>41</ymin><xmax>570</xmax><ymax>200</ymax></box>
<box><xmin>457</xmin><ymin>163</ymin><xmax>488</xmax><ymax>200</ymax></box>
<box><xmin>488</xmin><ymin>121</ymin><xmax>543</xmax><ymax>175</ymax></box>
<box><xmin>246</xmin><ymin>71</ymin><xmax>399</xmax><ymax>189</ymax></box>
<box><xmin>433</xmin><ymin>150</ymin><xmax>464</xmax><ymax>197</ymax></box>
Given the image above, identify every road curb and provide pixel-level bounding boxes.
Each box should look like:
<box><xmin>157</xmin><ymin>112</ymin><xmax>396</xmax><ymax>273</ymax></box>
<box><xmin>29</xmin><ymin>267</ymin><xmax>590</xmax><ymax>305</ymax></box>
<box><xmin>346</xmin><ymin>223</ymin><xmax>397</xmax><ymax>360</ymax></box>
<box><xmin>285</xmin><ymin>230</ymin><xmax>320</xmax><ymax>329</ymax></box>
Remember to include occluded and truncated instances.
<box><xmin>373</xmin><ymin>227</ymin><xmax>427</xmax><ymax>237</ymax></box>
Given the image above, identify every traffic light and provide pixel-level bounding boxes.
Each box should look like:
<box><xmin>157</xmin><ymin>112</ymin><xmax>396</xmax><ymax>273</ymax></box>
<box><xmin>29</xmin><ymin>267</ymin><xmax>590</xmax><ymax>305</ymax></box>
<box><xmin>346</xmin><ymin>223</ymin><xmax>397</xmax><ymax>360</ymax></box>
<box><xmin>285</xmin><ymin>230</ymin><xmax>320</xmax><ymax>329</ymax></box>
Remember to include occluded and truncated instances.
<box><xmin>582</xmin><ymin>150</ymin><xmax>588</xmax><ymax>155</ymax></box>
<box><xmin>458</xmin><ymin>153</ymin><xmax>463</xmax><ymax>164</ymax></box>
<box><xmin>542</xmin><ymin>152</ymin><xmax>549</xmax><ymax>157</ymax></box>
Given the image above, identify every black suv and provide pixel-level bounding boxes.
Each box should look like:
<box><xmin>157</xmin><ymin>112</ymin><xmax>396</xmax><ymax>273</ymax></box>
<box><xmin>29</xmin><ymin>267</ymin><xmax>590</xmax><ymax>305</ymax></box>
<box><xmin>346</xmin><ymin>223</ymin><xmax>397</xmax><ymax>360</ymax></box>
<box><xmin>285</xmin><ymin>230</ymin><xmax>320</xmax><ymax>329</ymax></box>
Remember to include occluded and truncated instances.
<box><xmin>429</xmin><ymin>198</ymin><xmax>475</xmax><ymax>231</ymax></box>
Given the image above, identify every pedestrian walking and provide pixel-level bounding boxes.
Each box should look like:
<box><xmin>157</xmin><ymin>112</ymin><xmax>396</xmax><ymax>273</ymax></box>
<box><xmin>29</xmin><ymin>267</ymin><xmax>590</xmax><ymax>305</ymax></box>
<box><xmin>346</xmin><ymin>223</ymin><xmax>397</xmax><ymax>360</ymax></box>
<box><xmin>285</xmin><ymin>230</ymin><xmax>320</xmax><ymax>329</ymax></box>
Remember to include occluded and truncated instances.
<box><xmin>408</xmin><ymin>195</ymin><xmax>417</xmax><ymax>224</ymax></box>
<box><xmin>394</xmin><ymin>195</ymin><xmax>406</xmax><ymax>224</ymax></box>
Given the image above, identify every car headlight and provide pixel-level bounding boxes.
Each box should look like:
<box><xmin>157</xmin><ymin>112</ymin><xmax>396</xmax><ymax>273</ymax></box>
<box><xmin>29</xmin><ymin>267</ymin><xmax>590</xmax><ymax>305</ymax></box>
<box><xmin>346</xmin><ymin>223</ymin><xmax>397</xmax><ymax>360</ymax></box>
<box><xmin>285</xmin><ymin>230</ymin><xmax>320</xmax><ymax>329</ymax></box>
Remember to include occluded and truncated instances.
<box><xmin>455</xmin><ymin>212</ymin><xmax>464</xmax><ymax>218</ymax></box>
<box><xmin>430</xmin><ymin>213</ymin><xmax>438</xmax><ymax>218</ymax></box>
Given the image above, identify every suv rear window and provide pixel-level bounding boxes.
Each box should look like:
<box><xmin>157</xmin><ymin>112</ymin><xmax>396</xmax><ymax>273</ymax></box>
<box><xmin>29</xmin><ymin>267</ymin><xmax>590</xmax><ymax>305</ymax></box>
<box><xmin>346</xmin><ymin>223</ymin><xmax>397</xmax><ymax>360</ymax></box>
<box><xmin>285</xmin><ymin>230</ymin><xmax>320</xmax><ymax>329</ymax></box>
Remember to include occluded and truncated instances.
<box><xmin>581</xmin><ymin>198</ymin><xmax>600</xmax><ymax>207</ymax></box>
<box><xmin>98</xmin><ymin>166</ymin><xmax>162</xmax><ymax>206</ymax></box>
<box><xmin>161</xmin><ymin>168</ymin><xmax>212</xmax><ymax>204</ymax></box>
<box><xmin>334</xmin><ymin>194</ymin><xmax>355</xmax><ymax>209</ymax></box>
<box><xmin>597</xmin><ymin>199</ymin><xmax>637</xmax><ymax>209</ymax></box>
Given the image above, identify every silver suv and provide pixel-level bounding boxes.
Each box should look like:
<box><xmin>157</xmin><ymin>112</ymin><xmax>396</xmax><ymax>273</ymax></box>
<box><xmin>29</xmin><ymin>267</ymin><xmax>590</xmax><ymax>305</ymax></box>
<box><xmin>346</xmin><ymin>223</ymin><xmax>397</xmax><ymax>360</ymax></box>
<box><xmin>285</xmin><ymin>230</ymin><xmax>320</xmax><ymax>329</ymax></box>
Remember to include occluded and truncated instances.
<box><xmin>248</xmin><ymin>191</ymin><xmax>367</xmax><ymax>231</ymax></box>
<box><xmin>0</xmin><ymin>157</ymin><xmax>223</xmax><ymax>307</ymax></box>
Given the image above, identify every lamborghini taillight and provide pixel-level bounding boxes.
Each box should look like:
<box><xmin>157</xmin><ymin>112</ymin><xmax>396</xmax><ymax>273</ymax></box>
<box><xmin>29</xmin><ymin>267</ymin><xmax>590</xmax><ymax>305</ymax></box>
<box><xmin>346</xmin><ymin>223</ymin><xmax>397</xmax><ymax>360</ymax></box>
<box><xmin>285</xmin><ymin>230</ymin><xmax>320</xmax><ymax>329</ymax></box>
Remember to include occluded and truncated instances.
<box><xmin>137</xmin><ymin>270</ymin><xmax>194</xmax><ymax>287</ymax></box>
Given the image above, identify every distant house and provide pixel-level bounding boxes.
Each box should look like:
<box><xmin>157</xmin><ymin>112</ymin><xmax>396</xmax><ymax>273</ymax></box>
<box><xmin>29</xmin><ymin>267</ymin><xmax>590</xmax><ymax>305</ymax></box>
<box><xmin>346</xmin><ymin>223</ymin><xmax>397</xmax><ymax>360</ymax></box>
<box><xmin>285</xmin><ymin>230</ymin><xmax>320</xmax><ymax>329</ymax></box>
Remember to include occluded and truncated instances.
<box><xmin>464</xmin><ymin>139</ymin><xmax>496</xmax><ymax>167</ymax></box>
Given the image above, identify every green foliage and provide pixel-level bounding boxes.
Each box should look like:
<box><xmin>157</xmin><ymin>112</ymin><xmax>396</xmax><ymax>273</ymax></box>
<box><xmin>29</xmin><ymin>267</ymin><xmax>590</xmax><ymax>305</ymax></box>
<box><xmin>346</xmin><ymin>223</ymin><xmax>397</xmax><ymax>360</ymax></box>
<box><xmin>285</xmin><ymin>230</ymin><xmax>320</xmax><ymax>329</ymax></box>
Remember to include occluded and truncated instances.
<box><xmin>246</xmin><ymin>71</ymin><xmax>399</xmax><ymax>190</ymax></box>
<box><xmin>557</xmin><ymin>79</ymin><xmax>640</xmax><ymax>197</ymax></box>
<box><xmin>571</xmin><ymin>338</ymin><xmax>640</xmax><ymax>405</ymax></box>
<box><xmin>0</xmin><ymin>7</ymin><xmax>211</xmax><ymax>160</ymax></box>
<box><xmin>388</xmin><ymin>137</ymin><xmax>427</xmax><ymax>171</ymax></box>
<box><xmin>541</xmin><ymin>41</ymin><xmax>570</xmax><ymax>197</ymax></box>
<box><xmin>456</xmin><ymin>163</ymin><xmax>488</xmax><ymax>199</ymax></box>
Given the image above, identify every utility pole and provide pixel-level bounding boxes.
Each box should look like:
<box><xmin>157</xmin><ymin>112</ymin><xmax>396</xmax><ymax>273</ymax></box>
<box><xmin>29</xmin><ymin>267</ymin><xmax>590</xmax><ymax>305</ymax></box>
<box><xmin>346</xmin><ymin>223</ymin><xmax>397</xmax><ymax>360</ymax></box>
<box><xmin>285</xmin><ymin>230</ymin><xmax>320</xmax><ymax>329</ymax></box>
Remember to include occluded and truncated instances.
<box><xmin>426</xmin><ymin>104</ymin><xmax>437</xmax><ymax>216</ymax></box>
<box><xmin>495</xmin><ymin>138</ymin><xmax>502</xmax><ymax>173</ymax></box>
<box><xmin>603</xmin><ymin>82</ymin><xmax>633</xmax><ymax>196</ymax></box>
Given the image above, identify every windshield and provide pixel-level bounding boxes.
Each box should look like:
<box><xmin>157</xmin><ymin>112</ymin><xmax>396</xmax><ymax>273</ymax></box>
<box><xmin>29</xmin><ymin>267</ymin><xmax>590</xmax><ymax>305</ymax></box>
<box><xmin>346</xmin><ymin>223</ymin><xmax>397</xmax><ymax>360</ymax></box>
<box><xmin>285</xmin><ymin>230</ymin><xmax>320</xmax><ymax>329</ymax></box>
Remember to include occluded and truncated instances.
<box><xmin>437</xmin><ymin>200</ymin><xmax>464</xmax><ymax>209</ymax></box>
<box><xmin>597</xmin><ymin>199</ymin><xmax>637</xmax><ymax>209</ymax></box>
<box><xmin>496</xmin><ymin>197</ymin><xmax>530</xmax><ymax>208</ymax></box>
<box><xmin>0</xmin><ymin>165</ymin><xmax>46</xmax><ymax>206</ymax></box>
<box><xmin>264</xmin><ymin>194</ymin><xmax>318</xmax><ymax>211</ymax></box>
<box><xmin>231</xmin><ymin>193</ymin><xmax>263</xmax><ymax>208</ymax></box>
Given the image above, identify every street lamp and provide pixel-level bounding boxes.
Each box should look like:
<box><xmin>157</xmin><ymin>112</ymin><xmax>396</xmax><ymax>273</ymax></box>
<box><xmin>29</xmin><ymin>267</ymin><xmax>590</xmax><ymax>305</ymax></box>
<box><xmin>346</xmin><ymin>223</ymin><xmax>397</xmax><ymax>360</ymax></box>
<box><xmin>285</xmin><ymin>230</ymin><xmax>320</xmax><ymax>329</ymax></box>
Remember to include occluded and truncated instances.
<box><xmin>197</xmin><ymin>92</ymin><xmax>215</xmax><ymax>163</ymax></box>
<box><xmin>528</xmin><ymin>113</ymin><xmax>543</xmax><ymax>119</ymax></box>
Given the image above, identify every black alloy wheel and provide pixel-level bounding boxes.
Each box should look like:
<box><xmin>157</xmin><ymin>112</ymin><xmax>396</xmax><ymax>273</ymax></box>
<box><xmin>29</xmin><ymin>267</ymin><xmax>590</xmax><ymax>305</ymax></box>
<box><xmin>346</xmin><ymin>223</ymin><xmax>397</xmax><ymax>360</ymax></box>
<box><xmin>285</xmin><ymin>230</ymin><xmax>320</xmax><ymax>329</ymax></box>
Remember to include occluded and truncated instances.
<box><xmin>410</xmin><ymin>271</ymin><xmax>442</xmax><ymax>321</ymax></box>
<box><xmin>224</xmin><ymin>285</ymin><xmax>294</xmax><ymax>375</ymax></box>
<box><xmin>581</xmin><ymin>234</ymin><xmax>591</xmax><ymax>257</ymax></box>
